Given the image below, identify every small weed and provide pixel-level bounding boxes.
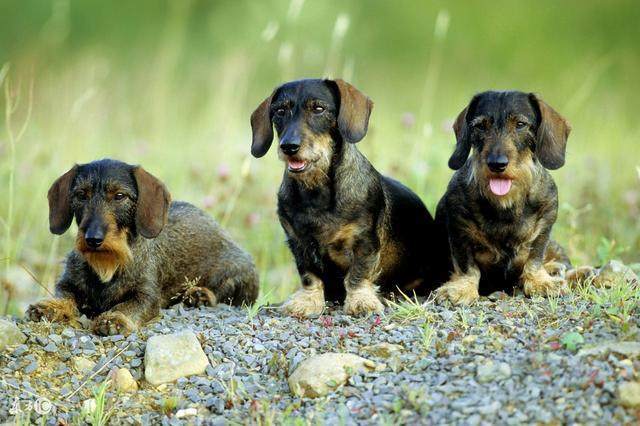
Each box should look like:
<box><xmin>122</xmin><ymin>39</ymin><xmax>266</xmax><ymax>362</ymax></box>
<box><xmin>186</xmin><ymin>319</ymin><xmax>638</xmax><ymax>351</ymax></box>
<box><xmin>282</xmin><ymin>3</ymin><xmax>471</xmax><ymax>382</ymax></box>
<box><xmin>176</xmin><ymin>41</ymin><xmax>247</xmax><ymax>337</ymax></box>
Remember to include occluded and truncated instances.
<box><xmin>160</xmin><ymin>395</ymin><xmax>180</xmax><ymax>417</ymax></box>
<box><xmin>577</xmin><ymin>277</ymin><xmax>639</xmax><ymax>330</ymax></box>
<box><xmin>420</xmin><ymin>321</ymin><xmax>436</xmax><ymax>351</ymax></box>
<box><xmin>596</xmin><ymin>237</ymin><xmax>628</xmax><ymax>265</ymax></box>
<box><xmin>561</xmin><ymin>331</ymin><xmax>584</xmax><ymax>351</ymax></box>
<box><xmin>90</xmin><ymin>379</ymin><xmax>112</xmax><ymax>426</ymax></box>
<box><xmin>244</xmin><ymin>289</ymin><xmax>273</xmax><ymax>321</ymax></box>
<box><xmin>387</xmin><ymin>291</ymin><xmax>434</xmax><ymax>323</ymax></box>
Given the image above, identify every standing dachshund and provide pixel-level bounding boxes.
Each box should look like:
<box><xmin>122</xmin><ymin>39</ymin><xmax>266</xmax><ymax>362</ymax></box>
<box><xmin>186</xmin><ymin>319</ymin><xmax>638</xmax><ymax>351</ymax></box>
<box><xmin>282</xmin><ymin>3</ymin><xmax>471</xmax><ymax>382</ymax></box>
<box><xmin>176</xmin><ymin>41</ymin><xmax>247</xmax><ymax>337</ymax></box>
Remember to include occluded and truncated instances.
<box><xmin>251</xmin><ymin>79</ymin><xmax>444</xmax><ymax>317</ymax></box>
<box><xmin>27</xmin><ymin>159</ymin><xmax>258</xmax><ymax>335</ymax></box>
<box><xmin>436</xmin><ymin>91</ymin><xmax>571</xmax><ymax>304</ymax></box>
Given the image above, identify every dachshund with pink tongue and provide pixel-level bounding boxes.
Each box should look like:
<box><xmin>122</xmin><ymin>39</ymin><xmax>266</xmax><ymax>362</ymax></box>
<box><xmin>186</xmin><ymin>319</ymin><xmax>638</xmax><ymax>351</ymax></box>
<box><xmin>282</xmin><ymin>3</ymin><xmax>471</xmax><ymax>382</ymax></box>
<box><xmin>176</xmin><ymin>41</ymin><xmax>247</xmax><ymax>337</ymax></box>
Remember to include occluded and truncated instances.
<box><xmin>435</xmin><ymin>91</ymin><xmax>572</xmax><ymax>304</ymax></box>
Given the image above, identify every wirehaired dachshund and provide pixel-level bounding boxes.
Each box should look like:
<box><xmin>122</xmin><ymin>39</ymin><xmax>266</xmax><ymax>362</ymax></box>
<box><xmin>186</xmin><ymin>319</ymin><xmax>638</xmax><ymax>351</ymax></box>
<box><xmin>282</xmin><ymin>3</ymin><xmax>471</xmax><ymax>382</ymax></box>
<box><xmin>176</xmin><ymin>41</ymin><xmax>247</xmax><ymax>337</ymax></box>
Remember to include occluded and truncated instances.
<box><xmin>250</xmin><ymin>79</ymin><xmax>444</xmax><ymax>317</ymax></box>
<box><xmin>435</xmin><ymin>91</ymin><xmax>572</xmax><ymax>304</ymax></box>
<box><xmin>27</xmin><ymin>159</ymin><xmax>259</xmax><ymax>335</ymax></box>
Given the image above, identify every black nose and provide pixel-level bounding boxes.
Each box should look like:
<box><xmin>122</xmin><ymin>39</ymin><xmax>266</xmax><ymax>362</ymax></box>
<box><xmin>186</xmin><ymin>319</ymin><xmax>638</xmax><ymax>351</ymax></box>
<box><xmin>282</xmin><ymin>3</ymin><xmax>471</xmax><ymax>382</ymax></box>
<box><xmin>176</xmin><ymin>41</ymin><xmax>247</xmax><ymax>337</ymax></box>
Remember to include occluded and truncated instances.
<box><xmin>85</xmin><ymin>237</ymin><xmax>103</xmax><ymax>249</ymax></box>
<box><xmin>487</xmin><ymin>154</ymin><xmax>509</xmax><ymax>173</ymax></box>
<box><xmin>280</xmin><ymin>143</ymin><xmax>300</xmax><ymax>156</ymax></box>
<box><xmin>84</xmin><ymin>224</ymin><xmax>105</xmax><ymax>249</ymax></box>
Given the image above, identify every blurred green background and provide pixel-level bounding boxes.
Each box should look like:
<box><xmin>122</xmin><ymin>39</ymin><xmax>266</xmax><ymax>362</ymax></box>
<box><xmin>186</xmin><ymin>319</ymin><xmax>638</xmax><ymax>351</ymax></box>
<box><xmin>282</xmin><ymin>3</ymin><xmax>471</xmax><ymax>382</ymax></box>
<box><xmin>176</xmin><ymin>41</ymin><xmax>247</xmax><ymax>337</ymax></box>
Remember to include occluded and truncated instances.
<box><xmin>1</xmin><ymin>0</ymin><xmax>639</xmax><ymax>314</ymax></box>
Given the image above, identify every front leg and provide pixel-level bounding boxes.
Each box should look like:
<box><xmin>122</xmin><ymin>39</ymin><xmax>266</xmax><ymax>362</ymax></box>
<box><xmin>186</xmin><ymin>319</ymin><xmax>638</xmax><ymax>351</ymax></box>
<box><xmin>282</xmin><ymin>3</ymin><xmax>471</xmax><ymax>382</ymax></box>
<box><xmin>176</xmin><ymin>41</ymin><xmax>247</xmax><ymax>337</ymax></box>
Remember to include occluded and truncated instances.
<box><xmin>343</xmin><ymin>238</ymin><xmax>384</xmax><ymax>316</ymax></box>
<box><xmin>521</xmin><ymin>230</ymin><xmax>567</xmax><ymax>297</ymax></box>
<box><xmin>26</xmin><ymin>275</ymin><xmax>81</xmax><ymax>324</ymax></box>
<box><xmin>92</xmin><ymin>290</ymin><xmax>160</xmax><ymax>336</ymax></box>
<box><xmin>281</xmin><ymin>232</ymin><xmax>326</xmax><ymax>318</ymax></box>
<box><xmin>26</xmin><ymin>297</ymin><xmax>80</xmax><ymax>324</ymax></box>
<box><xmin>436</xmin><ymin>223</ymin><xmax>481</xmax><ymax>305</ymax></box>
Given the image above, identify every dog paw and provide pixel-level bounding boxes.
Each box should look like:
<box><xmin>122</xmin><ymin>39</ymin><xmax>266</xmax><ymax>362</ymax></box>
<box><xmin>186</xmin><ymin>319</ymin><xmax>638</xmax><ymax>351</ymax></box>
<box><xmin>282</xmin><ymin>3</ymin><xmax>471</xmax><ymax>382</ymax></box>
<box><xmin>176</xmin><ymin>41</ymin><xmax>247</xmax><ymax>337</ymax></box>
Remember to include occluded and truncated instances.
<box><xmin>344</xmin><ymin>285</ymin><xmax>384</xmax><ymax>316</ymax></box>
<box><xmin>182</xmin><ymin>286</ymin><xmax>217</xmax><ymax>308</ymax></box>
<box><xmin>565</xmin><ymin>265</ymin><xmax>598</xmax><ymax>286</ymax></box>
<box><xmin>92</xmin><ymin>311</ymin><xmax>137</xmax><ymax>336</ymax></box>
<box><xmin>544</xmin><ymin>261</ymin><xmax>567</xmax><ymax>278</ymax></box>
<box><xmin>436</xmin><ymin>278</ymin><xmax>480</xmax><ymax>305</ymax></box>
<box><xmin>26</xmin><ymin>299</ymin><xmax>79</xmax><ymax>323</ymax></box>
<box><xmin>523</xmin><ymin>268</ymin><xmax>568</xmax><ymax>297</ymax></box>
<box><xmin>282</xmin><ymin>289</ymin><xmax>325</xmax><ymax>318</ymax></box>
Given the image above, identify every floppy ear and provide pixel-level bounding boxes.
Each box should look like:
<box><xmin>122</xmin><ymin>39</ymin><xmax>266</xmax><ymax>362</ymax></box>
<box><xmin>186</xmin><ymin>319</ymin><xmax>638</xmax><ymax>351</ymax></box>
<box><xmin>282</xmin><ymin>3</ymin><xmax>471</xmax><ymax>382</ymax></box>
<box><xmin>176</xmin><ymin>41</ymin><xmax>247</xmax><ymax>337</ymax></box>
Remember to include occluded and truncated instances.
<box><xmin>133</xmin><ymin>167</ymin><xmax>171</xmax><ymax>238</ymax></box>
<box><xmin>448</xmin><ymin>105</ymin><xmax>472</xmax><ymax>170</ymax></box>
<box><xmin>48</xmin><ymin>165</ymin><xmax>78</xmax><ymax>235</ymax></box>
<box><xmin>330</xmin><ymin>79</ymin><xmax>374</xmax><ymax>143</ymax></box>
<box><xmin>250</xmin><ymin>92</ymin><xmax>275</xmax><ymax>158</ymax></box>
<box><xmin>529</xmin><ymin>93</ymin><xmax>571</xmax><ymax>170</ymax></box>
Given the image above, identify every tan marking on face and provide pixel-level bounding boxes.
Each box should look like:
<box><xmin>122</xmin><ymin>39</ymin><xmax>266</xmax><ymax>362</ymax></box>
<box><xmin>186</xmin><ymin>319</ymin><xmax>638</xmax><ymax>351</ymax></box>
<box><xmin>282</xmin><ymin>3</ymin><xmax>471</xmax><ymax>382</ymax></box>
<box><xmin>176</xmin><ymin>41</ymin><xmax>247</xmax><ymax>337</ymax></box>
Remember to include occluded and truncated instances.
<box><xmin>75</xmin><ymin>214</ymin><xmax>132</xmax><ymax>283</ymax></box>
<box><xmin>472</xmin><ymin>138</ymin><xmax>536</xmax><ymax>209</ymax></box>
<box><xmin>278</xmin><ymin>125</ymin><xmax>333</xmax><ymax>189</ymax></box>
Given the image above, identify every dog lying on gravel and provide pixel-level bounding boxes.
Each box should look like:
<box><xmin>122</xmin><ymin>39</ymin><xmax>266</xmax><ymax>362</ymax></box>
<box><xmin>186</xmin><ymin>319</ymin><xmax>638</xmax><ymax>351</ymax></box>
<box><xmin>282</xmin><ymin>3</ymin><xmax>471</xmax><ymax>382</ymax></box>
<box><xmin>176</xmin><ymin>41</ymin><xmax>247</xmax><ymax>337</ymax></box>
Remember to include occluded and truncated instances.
<box><xmin>435</xmin><ymin>91</ymin><xmax>572</xmax><ymax>304</ymax></box>
<box><xmin>27</xmin><ymin>159</ymin><xmax>259</xmax><ymax>335</ymax></box>
<box><xmin>251</xmin><ymin>79</ymin><xmax>445</xmax><ymax>317</ymax></box>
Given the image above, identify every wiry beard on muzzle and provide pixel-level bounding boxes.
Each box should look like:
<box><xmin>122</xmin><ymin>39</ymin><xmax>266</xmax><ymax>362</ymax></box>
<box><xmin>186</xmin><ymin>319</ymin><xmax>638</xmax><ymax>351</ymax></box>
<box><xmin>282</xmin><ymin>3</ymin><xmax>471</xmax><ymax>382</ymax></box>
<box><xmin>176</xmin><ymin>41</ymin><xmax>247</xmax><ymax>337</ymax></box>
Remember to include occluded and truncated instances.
<box><xmin>75</xmin><ymin>228</ymin><xmax>133</xmax><ymax>283</ymax></box>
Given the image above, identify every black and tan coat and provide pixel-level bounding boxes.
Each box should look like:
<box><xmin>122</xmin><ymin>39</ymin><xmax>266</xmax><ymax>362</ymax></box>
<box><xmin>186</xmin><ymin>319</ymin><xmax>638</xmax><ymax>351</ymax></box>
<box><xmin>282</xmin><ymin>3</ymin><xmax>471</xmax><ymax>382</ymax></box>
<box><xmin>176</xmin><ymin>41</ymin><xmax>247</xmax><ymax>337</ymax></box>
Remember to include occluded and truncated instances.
<box><xmin>27</xmin><ymin>159</ymin><xmax>258</xmax><ymax>335</ymax></box>
<box><xmin>251</xmin><ymin>79</ymin><xmax>445</xmax><ymax>317</ymax></box>
<box><xmin>435</xmin><ymin>91</ymin><xmax>572</xmax><ymax>304</ymax></box>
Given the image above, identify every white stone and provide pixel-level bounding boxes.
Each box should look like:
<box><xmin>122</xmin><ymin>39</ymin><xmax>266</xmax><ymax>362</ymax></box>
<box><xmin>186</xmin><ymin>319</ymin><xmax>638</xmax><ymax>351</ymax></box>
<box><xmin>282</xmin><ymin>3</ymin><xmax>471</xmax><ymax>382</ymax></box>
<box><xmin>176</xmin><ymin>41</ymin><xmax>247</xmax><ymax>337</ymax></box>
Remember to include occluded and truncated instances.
<box><xmin>618</xmin><ymin>382</ymin><xmax>640</xmax><ymax>408</ymax></box>
<box><xmin>144</xmin><ymin>330</ymin><xmax>209</xmax><ymax>386</ymax></box>
<box><xmin>109</xmin><ymin>367</ymin><xmax>138</xmax><ymax>392</ymax></box>
<box><xmin>0</xmin><ymin>319</ymin><xmax>26</xmax><ymax>351</ymax></box>
<box><xmin>476</xmin><ymin>360</ymin><xmax>512</xmax><ymax>383</ymax></box>
<box><xmin>288</xmin><ymin>352</ymin><xmax>379</xmax><ymax>398</ymax></box>
<box><xmin>578</xmin><ymin>341</ymin><xmax>640</xmax><ymax>358</ymax></box>
<box><xmin>361</xmin><ymin>342</ymin><xmax>403</xmax><ymax>358</ymax></box>
<box><xmin>176</xmin><ymin>408</ymin><xmax>198</xmax><ymax>418</ymax></box>
<box><xmin>72</xmin><ymin>356</ymin><xmax>96</xmax><ymax>374</ymax></box>
<box><xmin>594</xmin><ymin>260</ymin><xmax>638</xmax><ymax>287</ymax></box>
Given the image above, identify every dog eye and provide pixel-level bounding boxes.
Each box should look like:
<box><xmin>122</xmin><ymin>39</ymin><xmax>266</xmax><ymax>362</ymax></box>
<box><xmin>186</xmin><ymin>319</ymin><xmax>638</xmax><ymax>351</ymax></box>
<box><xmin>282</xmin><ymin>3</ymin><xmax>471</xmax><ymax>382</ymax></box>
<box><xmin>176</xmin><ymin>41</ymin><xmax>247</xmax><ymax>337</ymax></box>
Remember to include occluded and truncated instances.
<box><xmin>114</xmin><ymin>193</ymin><xmax>126</xmax><ymax>201</ymax></box>
<box><xmin>516</xmin><ymin>121</ymin><xmax>528</xmax><ymax>129</ymax></box>
<box><xmin>275</xmin><ymin>108</ymin><xmax>286</xmax><ymax>117</ymax></box>
<box><xmin>313</xmin><ymin>106</ymin><xmax>325</xmax><ymax>114</ymax></box>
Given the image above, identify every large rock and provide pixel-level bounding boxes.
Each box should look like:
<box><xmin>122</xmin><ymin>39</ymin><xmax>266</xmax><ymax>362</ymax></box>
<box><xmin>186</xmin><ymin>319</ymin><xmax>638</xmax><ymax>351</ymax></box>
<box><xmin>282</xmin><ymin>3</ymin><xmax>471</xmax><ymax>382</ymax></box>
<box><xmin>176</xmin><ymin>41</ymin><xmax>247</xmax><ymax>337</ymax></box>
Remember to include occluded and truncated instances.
<box><xmin>144</xmin><ymin>330</ymin><xmax>209</xmax><ymax>386</ymax></box>
<box><xmin>0</xmin><ymin>318</ymin><xmax>26</xmax><ymax>351</ymax></box>
<box><xmin>593</xmin><ymin>260</ymin><xmax>638</xmax><ymax>287</ymax></box>
<box><xmin>618</xmin><ymin>382</ymin><xmax>640</xmax><ymax>408</ymax></box>
<box><xmin>288</xmin><ymin>352</ymin><xmax>379</xmax><ymax>398</ymax></box>
<box><xmin>578</xmin><ymin>341</ymin><xmax>640</xmax><ymax>358</ymax></box>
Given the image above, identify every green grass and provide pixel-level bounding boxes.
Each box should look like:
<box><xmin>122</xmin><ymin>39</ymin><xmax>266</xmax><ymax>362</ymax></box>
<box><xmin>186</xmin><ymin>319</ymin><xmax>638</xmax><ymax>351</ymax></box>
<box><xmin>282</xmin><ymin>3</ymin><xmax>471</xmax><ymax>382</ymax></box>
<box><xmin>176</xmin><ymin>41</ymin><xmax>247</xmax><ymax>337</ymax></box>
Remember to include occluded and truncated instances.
<box><xmin>0</xmin><ymin>1</ymin><xmax>639</xmax><ymax>313</ymax></box>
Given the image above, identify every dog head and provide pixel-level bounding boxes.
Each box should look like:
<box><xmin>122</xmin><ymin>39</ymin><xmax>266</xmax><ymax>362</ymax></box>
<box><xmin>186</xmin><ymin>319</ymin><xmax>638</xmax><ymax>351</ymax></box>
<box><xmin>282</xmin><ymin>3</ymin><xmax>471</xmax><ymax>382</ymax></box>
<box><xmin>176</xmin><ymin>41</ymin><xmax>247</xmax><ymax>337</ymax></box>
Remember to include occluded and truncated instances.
<box><xmin>48</xmin><ymin>159</ymin><xmax>171</xmax><ymax>282</ymax></box>
<box><xmin>250</xmin><ymin>78</ymin><xmax>373</xmax><ymax>187</ymax></box>
<box><xmin>449</xmin><ymin>91</ymin><xmax>570</xmax><ymax>207</ymax></box>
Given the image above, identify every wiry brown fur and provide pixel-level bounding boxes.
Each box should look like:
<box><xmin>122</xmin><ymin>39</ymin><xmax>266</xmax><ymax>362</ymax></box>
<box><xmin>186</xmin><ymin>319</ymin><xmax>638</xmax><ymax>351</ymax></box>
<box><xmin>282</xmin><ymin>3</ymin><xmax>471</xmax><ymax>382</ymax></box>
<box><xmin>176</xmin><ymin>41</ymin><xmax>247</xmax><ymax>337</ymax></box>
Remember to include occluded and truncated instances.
<box><xmin>436</xmin><ymin>91</ymin><xmax>571</xmax><ymax>303</ymax></box>
<box><xmin>251</xmin><ymin>79</ymin><xmax>445</xmax><ymax>316</ymax></box>
<box><xmin>27</xmin><ymin>159</ymin><xmax>259</xmax><ymax>335</ymax></box>
<box><xmin>75</xmin><ymin>217</ymin><xmax>132</xmax><ymax>283</ymax></box>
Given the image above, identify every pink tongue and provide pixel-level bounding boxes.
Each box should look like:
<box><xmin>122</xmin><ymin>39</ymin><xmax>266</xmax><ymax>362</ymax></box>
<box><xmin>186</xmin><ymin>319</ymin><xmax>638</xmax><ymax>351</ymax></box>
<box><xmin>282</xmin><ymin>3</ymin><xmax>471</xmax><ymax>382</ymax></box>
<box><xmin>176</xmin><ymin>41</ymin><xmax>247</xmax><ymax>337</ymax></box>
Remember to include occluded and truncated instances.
<box><xmin>288</xmin><ymin>159</ymin><xmax>306</xmax><ymax>170</ymax></box>
<box><xmin>489</xmin><ymin>178</ymin><xmax>512</xmax><ymax>196</ymax></box>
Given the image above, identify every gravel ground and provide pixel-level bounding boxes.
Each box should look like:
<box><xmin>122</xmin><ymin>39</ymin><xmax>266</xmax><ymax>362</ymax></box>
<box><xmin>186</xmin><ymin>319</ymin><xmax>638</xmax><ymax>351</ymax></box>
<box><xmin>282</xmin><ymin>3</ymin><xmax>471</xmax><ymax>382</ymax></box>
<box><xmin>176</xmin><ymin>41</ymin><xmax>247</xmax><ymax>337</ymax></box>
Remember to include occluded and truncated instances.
<box><xmin>1</xmin><ymin>290</ymin><xmax>639</xmax><ymax>425</ymax></box>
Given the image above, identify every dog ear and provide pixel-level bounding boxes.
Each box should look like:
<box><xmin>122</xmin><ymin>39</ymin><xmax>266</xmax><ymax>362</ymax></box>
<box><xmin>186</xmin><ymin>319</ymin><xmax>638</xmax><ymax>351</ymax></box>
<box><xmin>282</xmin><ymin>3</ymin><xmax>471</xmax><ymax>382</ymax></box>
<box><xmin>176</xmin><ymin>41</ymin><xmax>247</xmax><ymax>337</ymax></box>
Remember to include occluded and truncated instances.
<box><xmin>330</xmin><ymin>79</ymin><xmax>374</xmax><ymax>143</ymax></box>
<box><xmin>448</xmin><ymin>104</ymin><xmax>472</xmax><ymax>170</ymax></box>
<box><xmin>529</xmin><ymin>93</ymin><xmax>571</xmax><ymax>170</ymax></box>
<box><xmin>133</xmin><ymin>167</ymin><xmax>171</xmax><ymax>238</ymax></box>
<box><xmin>48</xmin><ymin>165</ymin><xmax>78</xmax><ymax>235</ymax></box>
<box><xmin>250</xmin><ymin>92</ymin><xmax>275</xmax><ymax>158</ymax></box>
